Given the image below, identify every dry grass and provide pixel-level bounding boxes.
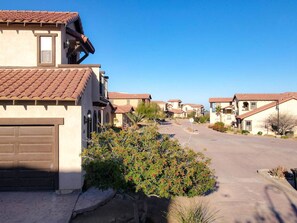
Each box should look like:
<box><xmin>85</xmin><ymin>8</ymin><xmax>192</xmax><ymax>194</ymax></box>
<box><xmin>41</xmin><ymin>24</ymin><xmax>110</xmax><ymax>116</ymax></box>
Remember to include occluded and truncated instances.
<box><xmin>167</xmin><ymin>197</ymin><xmax>219</xmax><ymax>223</ymax></box>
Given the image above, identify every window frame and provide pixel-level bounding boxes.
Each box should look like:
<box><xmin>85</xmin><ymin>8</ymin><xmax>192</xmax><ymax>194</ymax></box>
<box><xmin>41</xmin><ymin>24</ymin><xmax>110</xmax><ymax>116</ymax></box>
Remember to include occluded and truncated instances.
<box><xmin>35</xmin><ymin>33</ymin><xmax>58</xmax><ymax>67</ymax></box>
<box><xmin>250</xmin><ymin>102</ymin><xmax>257</xmax><ymax>110</ymax></box>
<box><xmin>245</xmin><ymin>120</ymin><xmax>252</xmax><ymax>131</ymax></box>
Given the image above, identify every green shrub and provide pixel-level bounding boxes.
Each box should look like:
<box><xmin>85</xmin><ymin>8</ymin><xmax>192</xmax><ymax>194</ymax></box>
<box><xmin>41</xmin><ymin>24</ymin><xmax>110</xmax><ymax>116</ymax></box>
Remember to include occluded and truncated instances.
<box><xmin>241</xmin><ymin>130</ymin><xmax>250</xmax><ymax>135</ymax></box>
<box><xmin>257</xmin><ymin>131</ymin><xmax>263</xmax><ymax>135</ymax></box>
<box><xmin>82</xmin><ymin>126</ymin><xmax>216</xmax><ymax>198</ymax></box>
<box><xmin>211</xmin><ymin>122</ymin><xmax>227</xmax><ymax>133</ymax></box>
<box><xmin>194</xmin><ymin>115</ymin><xmax>210</xmax><ymax>124</ymax></box>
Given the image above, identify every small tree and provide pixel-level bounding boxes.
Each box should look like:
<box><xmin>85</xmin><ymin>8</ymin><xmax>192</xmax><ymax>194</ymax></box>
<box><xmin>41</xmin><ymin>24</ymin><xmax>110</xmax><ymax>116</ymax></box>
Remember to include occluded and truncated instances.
<box><xmin>215</xmin><ymin>105</ymin><xmax>222</xmax><ymax>122</ymax></box>
<box><xmin>265</xmin><ymin>113</ymin><xmax>297</xmax><ymax>135</ymax></box>
<box><xmin>136</xmin><ymin>102</ymin><xmax>165</xmax><ymax>121</ymax></box>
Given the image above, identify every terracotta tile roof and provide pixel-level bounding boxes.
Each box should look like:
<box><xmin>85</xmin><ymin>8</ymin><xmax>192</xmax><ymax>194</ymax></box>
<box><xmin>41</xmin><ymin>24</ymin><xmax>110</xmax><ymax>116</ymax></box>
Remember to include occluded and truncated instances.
<box><xmin>183</xmin><ymin>103</ymin><xmax>203</xmax><ymax>108</ymax></box>
<box><xmin>233</xmin><ymin>93</ymin><xmax>281</xmax><ymax>101</ymax></box>
<box><xmin>168</xmin><ymin>99</ymin><xmax>182</xmax><ymax>102</ymax></box>
<box><xmin>151</xmin><ymin>100</ymin><xmax>167</xmax><ymax>104</ymax></box>
<box><xmin>114</xmin><ymin>104</ymin><xmax>134</xmax><ymax>114</ymax></box>
<box><xmin>0</xmin><ymin>10</ymin><xmax>79</xmax><ymax>25</ymax></box>
<box><xmin>209</xmin><ymin>97</ymin><xmax>233</xmax><ymax>103</ymax></box>
<box><xmin>108</xmin><ymin>92</ymin><xmax>152</xmax><ymax>100</ymax></box>
<box><xmin>0</xmin><ymin>68</ymin><xmax>92</xmax><ymax>102</ymax></box>
<box><xmin>237</xmin><ymin>95</ymin><xmax>297</xmax><ymax>120</ymax></box>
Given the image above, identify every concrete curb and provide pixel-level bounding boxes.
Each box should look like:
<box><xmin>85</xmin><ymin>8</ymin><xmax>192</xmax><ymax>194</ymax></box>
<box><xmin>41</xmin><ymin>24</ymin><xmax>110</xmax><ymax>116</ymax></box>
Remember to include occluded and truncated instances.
<box><xmin>257</xmin><ymin>169</ymin><xmax>297</xmax><ymax>199</ymax></box>
<box><xmin>72</xmin><ymin>187</ymin><xmax>116</xmax><ymax>218</ymax></box>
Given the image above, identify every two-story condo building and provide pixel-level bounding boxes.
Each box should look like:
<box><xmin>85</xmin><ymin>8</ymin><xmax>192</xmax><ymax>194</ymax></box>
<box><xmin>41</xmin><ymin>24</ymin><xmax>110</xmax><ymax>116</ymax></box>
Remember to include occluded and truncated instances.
<box><xmin>209</xmin><ymin>92</ymin><xmax>297</xmax><ymax>135</ymax></box>
<box><xmin>0</xmin><ymin>10</ymin><xmax>111</xmax><ymax>192</ymax></box>
<box><xmin>209</xmin><ymin>97</ymin><xmax>235</xmax><ymax>125</ymax></box>
<box><xmin>182</xmin><ymin>103</ymin><xmax>204</xmax><ymax>117</ymax></box>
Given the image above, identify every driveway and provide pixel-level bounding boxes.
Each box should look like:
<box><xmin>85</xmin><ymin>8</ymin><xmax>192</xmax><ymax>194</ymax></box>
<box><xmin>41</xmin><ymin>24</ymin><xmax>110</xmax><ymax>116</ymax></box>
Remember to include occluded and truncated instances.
<box><xmin>0</xmin><ymin>191</ymin><xmax>79</xmax><ymax>223</ymax></box>
<box><xmin>159</xmin><ymin>120</ymin><xmax>297</xmax><ymax>222</ymax></box>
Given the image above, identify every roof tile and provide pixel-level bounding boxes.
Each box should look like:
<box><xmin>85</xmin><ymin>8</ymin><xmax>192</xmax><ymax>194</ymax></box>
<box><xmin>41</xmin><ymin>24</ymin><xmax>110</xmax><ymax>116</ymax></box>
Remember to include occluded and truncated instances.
<box><xmin>0</xmin><ymin>68</ymin><xmax>92</xmax><ymax>102</ymax></box>
<box><xmin>0</xmin><ymin>10</ymin><xmax>79</xmax><ymax>25</ymax></box>
<box><xmin>109</xmin><ymin>92</ymin><xmax>151</xmax><ymax>100</ymax></box>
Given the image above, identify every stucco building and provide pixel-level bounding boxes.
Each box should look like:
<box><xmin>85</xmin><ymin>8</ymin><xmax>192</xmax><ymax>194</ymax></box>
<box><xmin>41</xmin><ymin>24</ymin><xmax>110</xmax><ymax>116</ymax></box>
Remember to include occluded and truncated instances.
<box><xmin>0</xmin><ymin>10</ymin><xmax>111</xmax><ymax>192</ymax></box>
<box><xmin>209</xmin><ymin>92</ymin><xmax>297</xmax><ymax>135</ymax></box>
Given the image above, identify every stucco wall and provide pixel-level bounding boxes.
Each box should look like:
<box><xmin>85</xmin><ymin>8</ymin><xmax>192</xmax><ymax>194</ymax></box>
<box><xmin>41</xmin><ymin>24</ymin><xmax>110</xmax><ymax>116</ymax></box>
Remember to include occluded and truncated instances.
<box><xmin>0</xmin><ymin>26</ymin><xmax>62</xmax><ymax>67</ymax></box>
<box><xmin>237</xmin><ymin>100</ymin><xmax>274</xmax><ymax>116</ymax></box>
<box><xmin>0</xmin><ymin>105</ymin><xmax>82</xmax><ymax>190</ymax></box>
<box><xmin>210</xmin><ymin>102</ymin><xmax>233</xmax><ymax>124</ymax></box>
<box><xmin>111</xmin><ymin>99</ymin><xmax>141</xmax><ymax>108</ymax></box>
<box><xmin>241</xmin><ymin>99</ymin><xmax>297</xmax><ymax>135</ymax></box>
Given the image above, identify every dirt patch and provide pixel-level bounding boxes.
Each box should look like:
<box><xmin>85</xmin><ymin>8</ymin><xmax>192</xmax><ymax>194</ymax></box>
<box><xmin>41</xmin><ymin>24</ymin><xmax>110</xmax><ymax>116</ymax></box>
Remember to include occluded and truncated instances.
<box><xmin>71</xmin><ymin>193</ymin><xmax>170</xmax><ymax>223</ymax></box>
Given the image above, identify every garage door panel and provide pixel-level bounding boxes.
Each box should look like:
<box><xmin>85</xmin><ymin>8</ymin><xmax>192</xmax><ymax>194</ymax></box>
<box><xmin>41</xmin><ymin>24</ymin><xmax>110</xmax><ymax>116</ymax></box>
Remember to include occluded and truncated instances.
<box><xmin>0</xmin><ymin>127</ymin><xmax>15</xmax><ymax>136</ymax></box>
<box><xmin>18</xmin><ymin>137</ymin><xmax>53</xmax><ymax>143</ymax></box>
<box><xmin>19</xmin><ymin>144</ymin><xmax>53</xmax><ymax>153</ymax></box>
<box><xmin>19</xmin><ymin>127</ymin><xmax>53</xmax><ymax>136</ymax></box>
<box><xmin>0</xmin><ymin>125</ymin><xmax>58</xmax><ymax>191</ymax></box>
<box><xmin>18</xmin><ymin>161</ymin><xmax>53</xmax><ymax>170</ymax></box>
<box><xmin>0</xmin><ymin>161</ymin><xmax>15</xmax><ymax>168</ymax></box>
<box><xmin>0</xmin><ymin>144</ymin><xmax>15</xmax><ymax>153</ymax></box>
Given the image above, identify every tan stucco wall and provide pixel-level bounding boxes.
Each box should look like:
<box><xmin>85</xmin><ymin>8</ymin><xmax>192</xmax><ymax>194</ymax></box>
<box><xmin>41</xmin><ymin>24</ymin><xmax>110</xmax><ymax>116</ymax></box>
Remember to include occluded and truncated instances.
<box><xmin>0</xmin><ymin>26</ymin><xmax>63</xmax><ymax>67</ymax></box>
<box><xmin>114</xmin><ymin>113</ymin><xmax>123</xmax><ymax>127</ymax></box>
<box><xmin>241</xmin><ymin>99</ymin><xmax>297</xmax><ymax>135</ymax></box>
<box><xmin>0</xmin><ymin>105</ymin><xmax>82</xmax><ymax>190</ymax></box>
<box><xmin>236</xmin><ymin>100</ymin><xmax>274</xmax><ymax>116</ymax></box>
<box><xmin>210</xmin><ymin>102</ymin><xmax>234</xmax><ymax>124</ymax></box>
<box><xmin>111</xmin><ymin>99</ymin><xmax>141</xmax><ymax>108</ymax></box>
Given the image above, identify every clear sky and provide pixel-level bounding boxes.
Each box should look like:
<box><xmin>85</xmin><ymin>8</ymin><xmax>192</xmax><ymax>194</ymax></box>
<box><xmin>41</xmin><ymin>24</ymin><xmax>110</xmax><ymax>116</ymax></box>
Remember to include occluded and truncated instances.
<box><xmin>2</xmin><ymin>0</ymin><xmax>297</xmax><ymax>107</ymax></box>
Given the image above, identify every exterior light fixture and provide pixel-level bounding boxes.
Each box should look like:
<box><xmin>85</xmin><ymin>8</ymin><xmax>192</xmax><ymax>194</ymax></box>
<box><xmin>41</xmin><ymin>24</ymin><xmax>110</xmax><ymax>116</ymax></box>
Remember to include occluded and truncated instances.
<box><xmin>64</xmin><ymin>39</ymin><xmax>70</xmax><ymax>49</ymax></box>
<box><xmin>84</xmin><ymin>110</ymin><xmax>92</xmax><ymax>124</ymax></box>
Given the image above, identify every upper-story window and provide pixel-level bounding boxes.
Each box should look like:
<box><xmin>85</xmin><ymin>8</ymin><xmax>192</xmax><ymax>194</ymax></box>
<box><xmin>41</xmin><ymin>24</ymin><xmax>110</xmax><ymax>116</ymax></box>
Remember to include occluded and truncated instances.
<box><xmin>242</xmin><ymin>102</ymin><xmax>249</xmax><ymax>111</ymax></box>
<box><xmin>250</xmin><ymin>102</ymin><xmax>257</xmax><ymax>110</ymax></box>
<box><xmin>35</xmin><ymin>34</ymin><xmax>57</xmax><ymax>66</ymax></box>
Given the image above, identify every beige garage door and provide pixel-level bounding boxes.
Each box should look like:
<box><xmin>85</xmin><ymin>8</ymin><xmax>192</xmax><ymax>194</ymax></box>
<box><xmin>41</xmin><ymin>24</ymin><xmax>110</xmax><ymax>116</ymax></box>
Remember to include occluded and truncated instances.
<box><xmin>0</xmin><ymin>126</ymin><xmax>58</xmax><ymax>191</ymax></box>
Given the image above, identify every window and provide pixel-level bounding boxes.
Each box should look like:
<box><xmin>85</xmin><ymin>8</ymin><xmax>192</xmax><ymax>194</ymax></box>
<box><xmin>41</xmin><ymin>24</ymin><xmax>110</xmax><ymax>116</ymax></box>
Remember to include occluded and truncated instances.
<box><xmin>243</xmin><ymin>102</ymin><xmax>249</xmax><ymax>111</ymax></box>
<box><xmin>35</xmin><ymin>34</ymin><xmax>57</xmax><ymax>66</ymax></box>
<box><xmin>251</xmin><ymin>102</ymin><xmax>257</xmax><ymax>110</ymax></box>
<box><xmin>245</xmin><ymin>120</ymin><xmax>252</xmax><ymax>131</ymax></box>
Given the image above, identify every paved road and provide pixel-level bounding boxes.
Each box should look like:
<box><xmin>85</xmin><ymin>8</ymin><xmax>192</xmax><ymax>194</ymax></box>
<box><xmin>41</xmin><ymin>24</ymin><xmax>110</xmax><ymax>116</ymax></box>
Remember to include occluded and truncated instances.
<box><xmin>159</xmin><ymin>120</ymin><xmax>297</xmax><ymax>223</ymax></box>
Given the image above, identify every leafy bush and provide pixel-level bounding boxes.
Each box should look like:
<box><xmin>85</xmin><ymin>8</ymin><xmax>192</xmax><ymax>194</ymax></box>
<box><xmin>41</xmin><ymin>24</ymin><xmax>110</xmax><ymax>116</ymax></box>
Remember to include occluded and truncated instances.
<box><xmin>82</xmin><ymin>126</ymin><xmax>216</xmax><ymax>198</ymax></box>
<box><xmin>269</xmin><ymin>166</ymin><xmax>287</xmax><ymax>179</ymax></box>
<box><xmin>241</xmin><ymin>130</ymin><xmax>250</xmax><ymax>135</ymax></box>
<box><xmin>257</xmin><ymin>131</ymin><xmax>263</xmax><ymax>135</ymax></box>
<box><xmin>211</xmin><ymin>122</ymin><xmax>227</xmax><ymax>133</ymax></box>
<box><xmin>194</xmin><ymin>115</ymin><xmax>210</xmax><ymax>124</ymax></box>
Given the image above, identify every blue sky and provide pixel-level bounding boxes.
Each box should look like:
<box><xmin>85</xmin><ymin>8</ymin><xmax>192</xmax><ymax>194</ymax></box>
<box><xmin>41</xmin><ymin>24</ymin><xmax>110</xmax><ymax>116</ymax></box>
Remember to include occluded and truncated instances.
<box><xmin>3</xmin><ymin>1</ymin><xmax>297</xmax><ymax>107</ymax></box>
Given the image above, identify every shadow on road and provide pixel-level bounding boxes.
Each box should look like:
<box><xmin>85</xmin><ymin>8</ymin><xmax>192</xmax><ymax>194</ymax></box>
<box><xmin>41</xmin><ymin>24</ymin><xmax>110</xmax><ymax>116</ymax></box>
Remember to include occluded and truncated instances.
<box><xmin>235</xmin><ymin>184</ymin><xmax>297</xmax><ymax>223</ymax></box>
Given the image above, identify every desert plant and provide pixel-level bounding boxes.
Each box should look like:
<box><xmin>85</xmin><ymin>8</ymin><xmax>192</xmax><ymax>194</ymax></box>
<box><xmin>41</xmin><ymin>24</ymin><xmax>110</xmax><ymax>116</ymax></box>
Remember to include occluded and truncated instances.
<box><xmin>257</xmin><ymin>131</ymin><xmax>263</xmax><ymax>135</ymax></box>
<box><xmin>211</xmin><ymin>122</ymin><xmax>227</xmax><ymax>133</ymax></box>
<box><xmin>136</xmin><ymin>102</ymin><xmax>165</xmax><ymax>121</ymax></box>
<box><xmin>126</xmin><ymin>112</ymin><xmax>145</xmax><ymax>126</ymax></box>
<box><xmin>241</xmin><ymin>130</ymin><xmax>250</xmax><ymax>135</ymax></box>
<box><xmin>265</xmin><ymin>113</ymin><xmax>297</xmax><ymax>135</ymax></box>
<box><xmin>168</xmin><ymin>200</ymin><xmax>219</xmax><ymax>223</ymax></box>
<box><xmin>269</xmin><ymin>166</ymin><xmax>287</xmax><ymax>179</ymax></box>
<box><xmin>194</xmin><ymin>114</ymin><xmax>210</xmax><ymax>124</ymax></box>
<box><xmin>82</xmin><ymin>126</ymin><xmax>216</xmax><ymax>198</ymax></box>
